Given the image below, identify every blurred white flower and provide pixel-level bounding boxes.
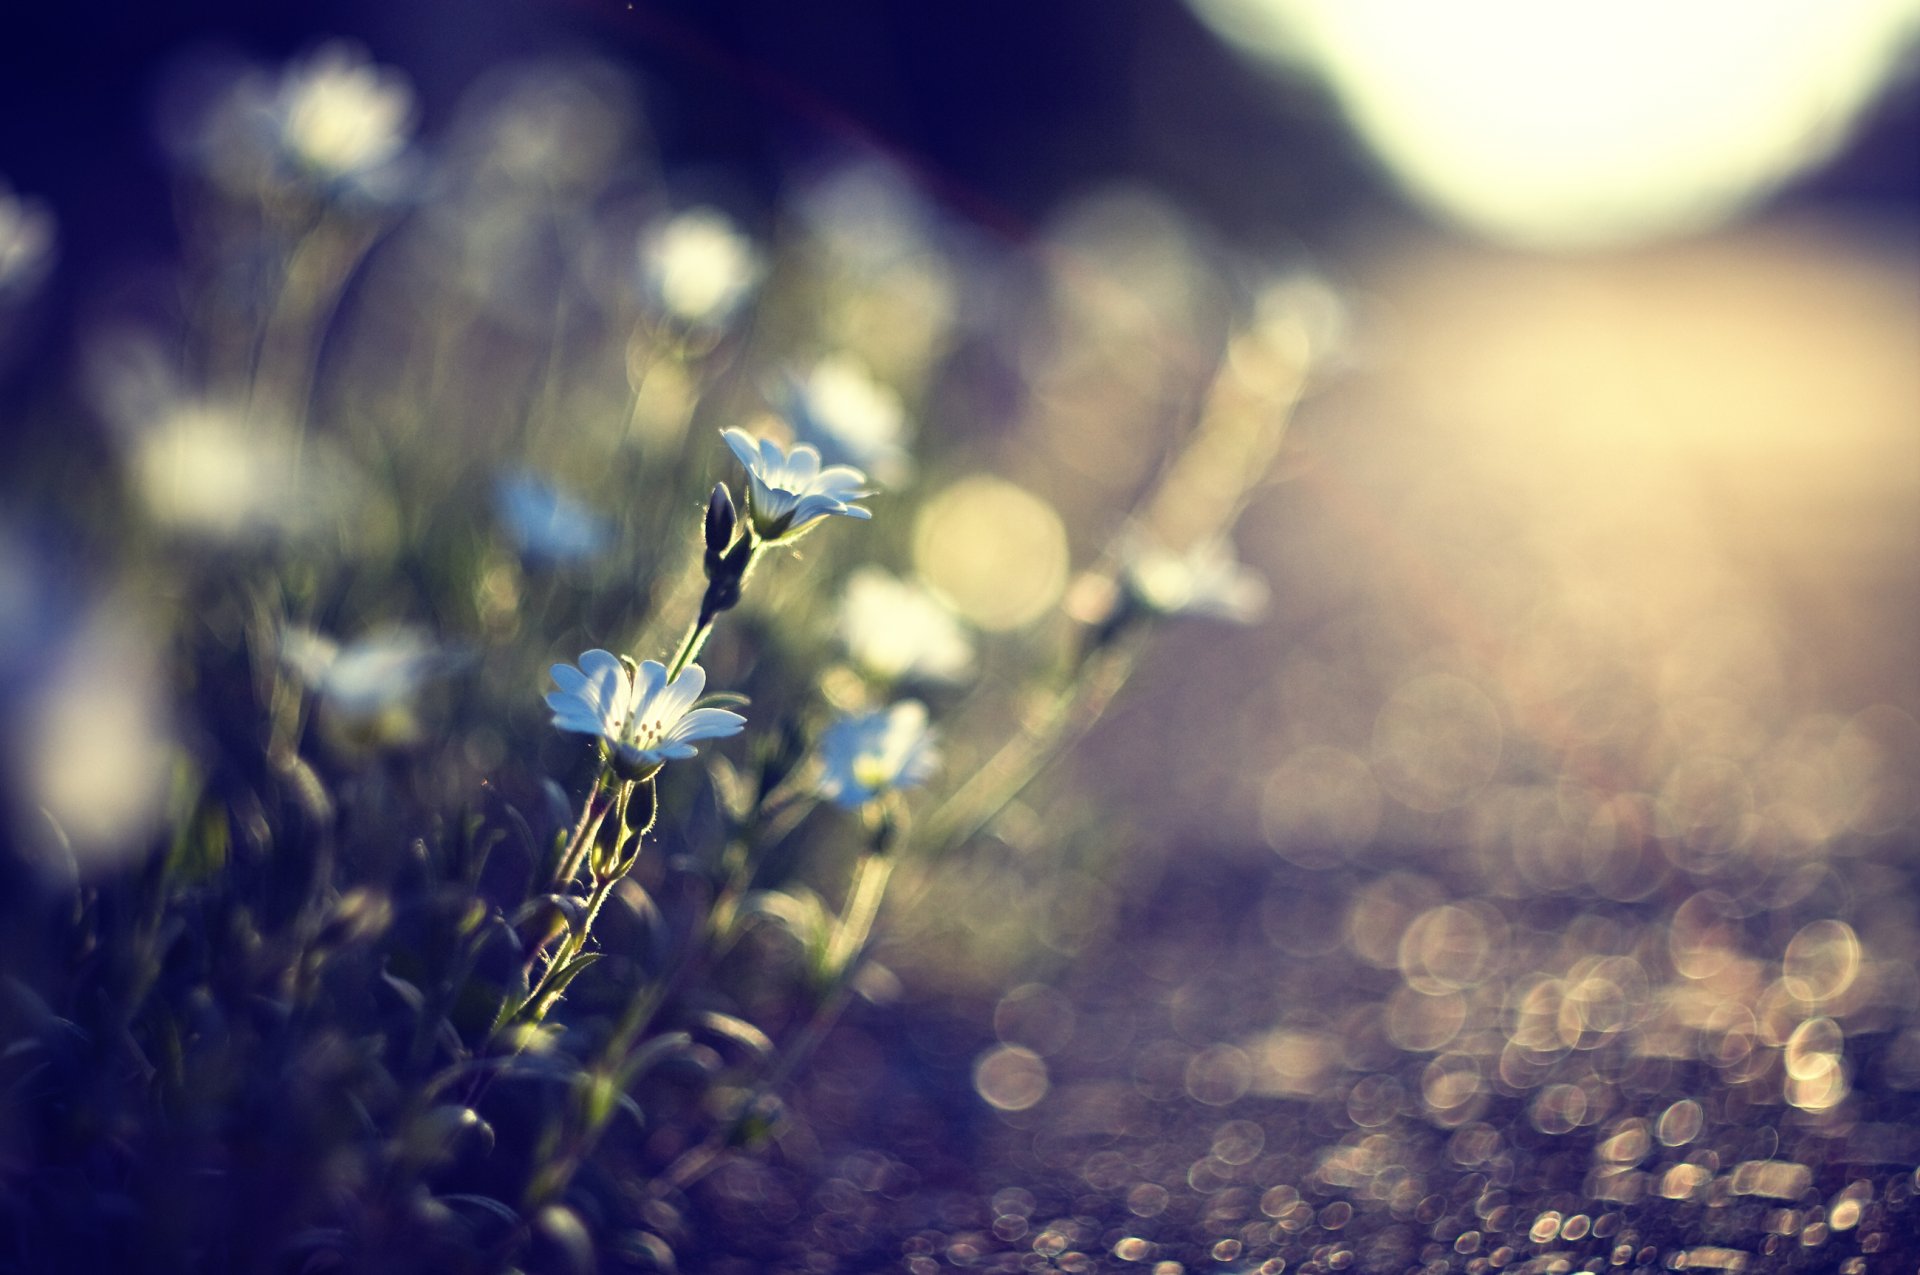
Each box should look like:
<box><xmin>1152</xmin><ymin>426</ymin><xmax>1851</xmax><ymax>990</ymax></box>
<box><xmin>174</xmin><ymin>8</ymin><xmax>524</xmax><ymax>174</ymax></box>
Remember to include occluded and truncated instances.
<box><xmin>640</xmin><ymin>209</ymin><xmax>763</xmax><ymax>327</ymax></box>
<box><xmin>547</xmin><ymin>651</ymin><xmax>745</xmax><ymax>778</ymax></box>
<box><xmin>271</xmin><ymin>43</ymin><xmax>414</xmax><ymax>186</ymax></box>
<box><xmin>1118</xmin><ymin>532</ymin><xmax>1270</xmax><ymax>623</ymax></box>
<box><xmin>838</xmin><ymin>567</ymin><xmax>973</xmax><ymax>686</ymax></box>
<box><xmin>722</xmin><ymin>428</ymin><xmax>872</xmax><ymax>544</ymax></box>
<box><xmin>283</xmin><ymin>627</ymin><xmax>445</xmax><ymax>742</ymax></box>
<box><xmin>782</xmin><ymin>354</ymin><xmax>913</xmax><ymax>486</ymax></box>
<box><xmin>815</xmin><ymin>701</ymin><xmax>940</xmax><ymax>808</ymax></box>
<box><xmin>126</xmin><ymin>398</ymin><xmax>353</xmax><ymax>541</ymax></box>
<box><xmin>496</xmin><ymin>470</ymin><xmax>611</xmax><ymax>565</ymax></box>
<box><xmin>0</xmin><ymin>180</ymin><xmax>55</xmax><ymax>300</ymax></box>
<box><xmin>180</xmin><ymin>43</ymin><xmax>415</xmax><ymax>201</ymax></box>
<box><xmin>5</xmin><ymin>593</ymin><xmax>173</xmax><ymax>874</ymax></box>
<box><xmin>451</xmin><ymin>57</ymin><xmax>633</xmax><ymax>192</ymax></box>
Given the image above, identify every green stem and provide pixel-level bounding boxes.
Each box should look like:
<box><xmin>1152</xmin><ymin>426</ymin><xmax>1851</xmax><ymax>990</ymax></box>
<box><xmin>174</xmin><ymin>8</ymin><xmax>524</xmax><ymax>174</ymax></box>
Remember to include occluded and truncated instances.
<box><xmin>666</xmin><ymin>616</ymin><xmax>714</xmax><ymax>683</ymax></box>
<box><xmin>549</xmin><ymin>768</ymin><xmax>612</xmax><ymax>890</ymax></box>
<box><xmin>671</xmin><ymin>541</ymin><xmax>765</xmax><ymax>678</ymax></box>
<box><xmin>823</xmin><ymin>850</ymin><xmax>894</xmax><ymax>980</ymax></box>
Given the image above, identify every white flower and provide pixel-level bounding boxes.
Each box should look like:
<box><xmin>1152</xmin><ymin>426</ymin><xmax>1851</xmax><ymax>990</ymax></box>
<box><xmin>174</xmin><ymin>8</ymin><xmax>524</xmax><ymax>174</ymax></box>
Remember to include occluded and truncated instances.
<box><xmin>181</xmin><ymin>43</ymin><xmax>414</xmax><ymax>201</ymax></box>
<box><xmin>270</xmin><ymin>43</ymin><xmax>415</xmax><ymax>188</ymax></box>
<box><xmin>496</xmin><ymin>470</ymin><xmax>610</xmax><ymax>565</ymax></box>
<box><xmin>5</xmin><ymin>591</ymin><xmax>172</xmax><ymax>873</ymax></box>
<box><xmin>838</xmin><ymin>567</ymin><xmax>973</xmax><ymax>685</ymax></box>
<box><xmin>815</xmin><ymin>701</ymin><xmax>940</xmax><ymax>808</ymax></box>
<box><xmin>124</xmin><ymin>397</ymin><xmax>357</xmax><ymax>541</ymax></box>
<box><xmin>546</xmin><ymin>651</ymin><xmax>745</xmax><ymax>777</ymax></box>
<box><xmin>283</xmin><ymin>627</ymin><xmax>443</xmax><ymax>724</ymax></box>
<box><xmin>781</xmin><ymin>354</ymin><xmax>912</xmax><ymax>486</ymax></box>
<box><xmin>1118</xmin><ymin>532</ymin><xmax>1269</xmax><ymax>624</ymax></box>
<box><xmin>640</xmin><ymin>209</ymin><xmax>763</xmax><ymax>327</ymax></box>
<box><xmin>721</xmin><ymin>428</ymin><xmax>872</xmax><ymax>544</ymax></box>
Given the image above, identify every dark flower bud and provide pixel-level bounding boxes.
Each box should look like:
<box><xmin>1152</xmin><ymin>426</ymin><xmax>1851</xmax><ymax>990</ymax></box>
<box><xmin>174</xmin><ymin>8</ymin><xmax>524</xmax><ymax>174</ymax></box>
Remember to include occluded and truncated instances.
<box><xmin>700</xmin><ymin>535</ymin><xmax>754</xmax><ymax>621</ymax></box>
<box><xmin>703</xmin><ymin>482</ymin><xmax>738</xmax><ymax>578</ymax></box>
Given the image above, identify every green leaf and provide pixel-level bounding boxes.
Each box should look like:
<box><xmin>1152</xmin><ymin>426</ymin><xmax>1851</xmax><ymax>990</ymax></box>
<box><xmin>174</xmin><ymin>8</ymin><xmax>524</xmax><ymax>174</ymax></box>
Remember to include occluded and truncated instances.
<box><xmin>525</xmin><ymin>951</ymin><xmax>602</xmax><ymax>1021</ymax></box>
<box><xmin>615</xmin><ymin>1030</ymin><xmax>692</xmax><ymax>1089</ymax></box>
<box><xmin>379</xmin><ymin>968</ymin><xmax>426</xmax><ymax>1014</ymax></box>
<box><xmin>692</xmin><ymin>1011</ymin><xmax>773</xmax><ymax>1064</ymax></box>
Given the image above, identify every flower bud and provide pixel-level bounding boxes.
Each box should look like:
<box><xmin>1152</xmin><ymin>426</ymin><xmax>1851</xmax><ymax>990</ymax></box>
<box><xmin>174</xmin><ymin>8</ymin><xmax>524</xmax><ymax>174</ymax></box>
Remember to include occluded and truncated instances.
<box><xmin>703</xmin><ymin>482</ymin><xmax>738</xmax><ymax>578</ymax></box>
<box><xmin>700</xmin><ymin>535</ymin><xmax>754</xmax><ymax>620</ymax></box>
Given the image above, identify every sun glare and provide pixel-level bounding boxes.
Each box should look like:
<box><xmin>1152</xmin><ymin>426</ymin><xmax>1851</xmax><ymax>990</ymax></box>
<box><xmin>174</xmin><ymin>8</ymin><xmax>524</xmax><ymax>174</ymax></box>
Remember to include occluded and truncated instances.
<box><xmin>1192</xmin><ymin>0</ymin><xmax>1920</xmax><ymax>246</ymax></box>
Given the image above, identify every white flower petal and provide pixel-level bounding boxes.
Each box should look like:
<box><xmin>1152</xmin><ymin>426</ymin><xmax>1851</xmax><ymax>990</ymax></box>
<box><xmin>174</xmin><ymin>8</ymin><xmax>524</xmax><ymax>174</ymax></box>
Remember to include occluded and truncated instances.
<box><xmin>651</xmin><ymin>663</ymin><xmax>707</xmax><ymax>725</ymax></box>
<box><xmin>661</xmin><ymin>706</ymin><xmax>748</xmax><ymax>746</ymax></box>
<box><xmin>630</xmin><ymin>659</ymin><xmax>669</xmax><ymax>712</ymax></box>
<box><xmin>815</xmin><ymin>465</ymin><xmax>870</xmax><ymax>497</ymax></box>
<box><xmin>722</xmin><ymin>428</ymin><xmax>760</xmax><ymax>472</ymax></box>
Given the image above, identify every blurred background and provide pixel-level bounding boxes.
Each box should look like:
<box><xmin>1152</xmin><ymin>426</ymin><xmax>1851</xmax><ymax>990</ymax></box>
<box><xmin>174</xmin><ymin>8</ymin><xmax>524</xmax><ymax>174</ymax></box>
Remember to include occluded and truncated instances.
<box><xmin>4</xmin><ymin>1</ymin><xmax>1920</xmax><ymax>1269</ymax></box>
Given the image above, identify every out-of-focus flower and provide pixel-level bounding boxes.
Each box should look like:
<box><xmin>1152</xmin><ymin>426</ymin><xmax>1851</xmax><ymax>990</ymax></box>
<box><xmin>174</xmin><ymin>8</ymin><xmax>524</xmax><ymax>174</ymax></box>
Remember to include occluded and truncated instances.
<box><xmin>3</xmin><ymin>587</ymin><xmax>173</xmax><ymax>874</ymax></box>
<box><xmin>547</xmin><ymin>651</ymin><xmax>745</xmax><ymax>779</ymax></box>
<box><xmin>451</xmin><ymin>57</ymin><xmax>633</xmax><ymax>193</ymax></box>
<box><xmin>640</xmin><ymin>209</ymin><xmax>763</xmax><ymax>328</ymax></box>
<box><xmin>495</xmin><ymin>470</ymin><xmax>611</xmax><ymax>566</ymax></box>
<box><xmin>721</xmin><ymin>428</ymin><xmax>872</xmax><ymax>544</ymax></box>
<box><xmin>838</xmin><ymin>567</ymin><xmax>973</xmax><ymax>686</ymax></box>
<box><xmin>181</xmin><ymin>43</ymin><xmax>415</xmax><ymax>202</ymax></box>
<box><xmin>1117</xmin><ymin>532</ymin><xmax>1270</xmax><ymax>624</ymax></box>
<box><xmin>815</xmin><ymin>701</ymin><xmax>940</xmax><ymax>808</ymax></box>
<box><xmin>125</xmin><ymin>398</ymin><xmax>355</xmax><ymax>541</ymax></box>
<box><xmin>283</xmin><ymin>626</ymin><xmax>445</xmax><ymax>744</ymax></box>
<box><xmin>0</xmin><ymin>180</ymin><xmax>55</xmax><ymax>300</ymax></box>
<box><xmin>271</xmin><ymin>43</ymin><xmax>414</xmax><ymax>187</ymax></box>
<box><xmin>781</xmin><ymin>354</ymin><xmax>913</xmax><ymax>486</ymax></box>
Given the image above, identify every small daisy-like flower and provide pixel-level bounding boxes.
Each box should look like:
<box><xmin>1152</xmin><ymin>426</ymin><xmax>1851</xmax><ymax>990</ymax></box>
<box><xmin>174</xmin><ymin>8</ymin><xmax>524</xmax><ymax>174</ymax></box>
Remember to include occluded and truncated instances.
<box><xmin>640</xmin><ymin>208</ymin><xmax>763</xmax><ymax>328</ymax></box>
<box><xmin>495</xmin><ymin>470</ymin><xmax>610</xmax><ymax>566</ymax></box>
<box><xmin>547</xmin><ymin>650</ymin><xmax>745</xmax><ymax>778</ymax></box>
<box><xmin>1118</xmin><ymin>532</ymin><xmax>1269</xmax><ymax>624</ymax></box>
<box><xmin>815</xmin><ymin>701</ymin><xmax>940</xmax><ymax>809</ymax></box>
<box><xmin>721</xmin><ymin>427</ymin><xmax>872</xmax><ymax>544</ymax></box>
<box><xmin>838</xmin><ymin>567</ymin><xmax>973</xmax><ymax>686</ymax></box>
<box><xmin>780</xmin><ymin>354</ymin><xmax>912</xmax><ymax>487</ymax></box>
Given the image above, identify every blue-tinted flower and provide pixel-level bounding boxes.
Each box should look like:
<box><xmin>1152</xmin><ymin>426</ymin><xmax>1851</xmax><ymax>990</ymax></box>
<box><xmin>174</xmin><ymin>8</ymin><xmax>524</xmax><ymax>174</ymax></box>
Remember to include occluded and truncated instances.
<box><xmin>547</xmin><ymin>650</ymin><xmax>745</xmax><ymax>777</ymax></box>
<box><xmin>838</xmin><ymin>567</ymin><xmax>973</xmax><ymax>685</ymax></box>
<box><xmin>496</xmin><ymin>470</ymin><xmax>610</xmax><ymax>565</ymax></box>
<box><xmin>721</xmin><ymin>428</ymin><xmax>872</xmax><ymax>544</ymax></box>
<box><xmin>815</xmin><ymin>701</ymin><xmax>939</xmax><ymax>808</ymax></box>
<box><xmin>780</xmin><ymin>354</ymin><xmax>911</xmax><ymax>486</ymax></box>
<box><xmin>640</xmin><ymin>209</ymin><xmax>763</xmax><ymax>328</ymax></box>
<box><xmin>1118</xmin><ymin>532</ymin><xmax>1269</xmax><ymax>624</ymax></box>
<box><xmin>283</xmin><ymin>627</ymin><xmax>443</xmax><ymax>720</ymax></box>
